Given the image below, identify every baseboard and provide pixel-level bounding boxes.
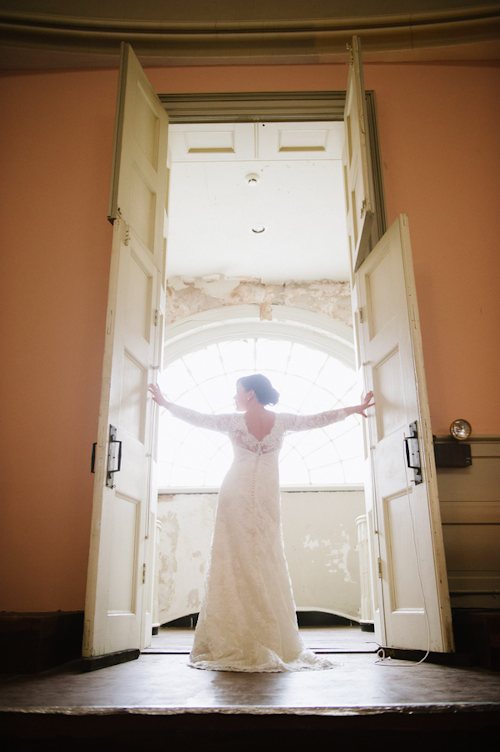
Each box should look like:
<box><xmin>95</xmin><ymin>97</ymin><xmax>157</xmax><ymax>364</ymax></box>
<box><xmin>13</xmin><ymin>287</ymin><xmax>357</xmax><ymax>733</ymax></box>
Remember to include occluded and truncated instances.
<box><xmin>0</xmin><ymin>611</ymin><xmax>84</xmax><ymax>674</ymax></box>
<box><xmin>81</xmin><ymin>648</ymin><xmax>140</xmax><ymax>672</ymax></box>
<box><xmin>452</xmin><ymin>609</ymin><xmax>500</xmax><ymax>671</ymax></box>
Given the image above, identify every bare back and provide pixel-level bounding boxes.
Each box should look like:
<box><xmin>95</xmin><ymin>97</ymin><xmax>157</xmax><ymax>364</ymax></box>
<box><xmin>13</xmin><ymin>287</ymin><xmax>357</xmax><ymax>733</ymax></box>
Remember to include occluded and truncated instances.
<box><xmin>244</xmin><ymin>409</ymin><xmax>276</xmax><ymax>442</ymax></box>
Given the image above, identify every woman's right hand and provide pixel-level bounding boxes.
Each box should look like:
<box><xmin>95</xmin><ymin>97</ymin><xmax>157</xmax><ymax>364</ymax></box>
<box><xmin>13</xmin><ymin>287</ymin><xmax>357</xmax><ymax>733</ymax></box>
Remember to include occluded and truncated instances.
<box><xmin>148</xmin><ymin>383</ymin><xmax>171</xmax><ymax>409</ymax></box>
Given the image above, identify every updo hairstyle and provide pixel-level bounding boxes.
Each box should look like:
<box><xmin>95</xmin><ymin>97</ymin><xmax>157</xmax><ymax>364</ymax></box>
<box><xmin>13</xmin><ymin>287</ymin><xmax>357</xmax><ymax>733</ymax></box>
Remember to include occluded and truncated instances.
<box><xmin>237</xmin><ymin>374</ymin><xmax>279</xmax><ymax>407</ymax></box>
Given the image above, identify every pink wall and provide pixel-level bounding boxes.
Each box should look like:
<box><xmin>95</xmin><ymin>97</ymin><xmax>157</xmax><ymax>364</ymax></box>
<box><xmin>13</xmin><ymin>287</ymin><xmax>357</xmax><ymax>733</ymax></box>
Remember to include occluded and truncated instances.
<box><xmin>364</xmin><ymin>64</ymin><xmax>500</xmax><ymax>437</ymax></box>
<box><xmin>1</xmin><ymin>61</ymin><xmax>499</xmax><ymax>611</ymax></box>
<box><xmin>0</xmin><ymin>69</ymin><xmax>117</xmax><ymax>611</ymax></box>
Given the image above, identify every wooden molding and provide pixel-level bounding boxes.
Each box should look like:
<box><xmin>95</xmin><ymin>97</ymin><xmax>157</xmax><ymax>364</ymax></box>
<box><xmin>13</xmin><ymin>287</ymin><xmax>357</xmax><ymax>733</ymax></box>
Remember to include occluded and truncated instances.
<box><xmin>158</xmin><ymin>91</ymin><xmax>347</xmax><ymax>123</ymax></box>
<box><xmin>434</xmin><ymin>434</ymin><xmax>500</xmax><ymax>443</ymax></box>
<box><xmin>1</xmin><ymin>6</ymin><xmax>499</xmax><ymax>68</ymax></box>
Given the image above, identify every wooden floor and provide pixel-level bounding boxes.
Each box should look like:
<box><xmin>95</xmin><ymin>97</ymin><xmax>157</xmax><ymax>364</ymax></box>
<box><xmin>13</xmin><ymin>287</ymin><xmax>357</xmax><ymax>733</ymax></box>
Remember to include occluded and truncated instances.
<box><xmin>143</xmin><ymin>625</ymin><xmax>379</xmax><ymax>654</ymax></box>
<box><xmin>1</xmin><ymin>626</ymin><xmax>499</xmax><ymax>749</ymax></box>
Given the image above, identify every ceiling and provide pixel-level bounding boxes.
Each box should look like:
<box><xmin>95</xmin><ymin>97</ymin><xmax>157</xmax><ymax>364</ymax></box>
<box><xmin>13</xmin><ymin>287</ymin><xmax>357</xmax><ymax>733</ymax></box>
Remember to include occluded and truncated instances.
<box><xmin>166</xmin><ymin>122</ymin><xmax>350</xmax><ymax>283</ymax></box>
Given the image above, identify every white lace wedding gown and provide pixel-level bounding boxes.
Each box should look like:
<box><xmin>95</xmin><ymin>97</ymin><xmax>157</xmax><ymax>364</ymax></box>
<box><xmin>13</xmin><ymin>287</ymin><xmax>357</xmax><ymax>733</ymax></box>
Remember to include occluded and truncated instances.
<box><xmin>168</xmin><ymin>404</ymin><xmax>348</xmax><ymax>672</ymax></box>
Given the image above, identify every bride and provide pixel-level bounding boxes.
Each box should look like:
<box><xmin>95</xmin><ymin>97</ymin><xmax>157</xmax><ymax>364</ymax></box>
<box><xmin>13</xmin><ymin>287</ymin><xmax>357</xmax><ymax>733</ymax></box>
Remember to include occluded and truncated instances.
<box><xmin>148</xmin><ymin>375</ymin><xmax>374</xmax><ymax>673</ymax></box>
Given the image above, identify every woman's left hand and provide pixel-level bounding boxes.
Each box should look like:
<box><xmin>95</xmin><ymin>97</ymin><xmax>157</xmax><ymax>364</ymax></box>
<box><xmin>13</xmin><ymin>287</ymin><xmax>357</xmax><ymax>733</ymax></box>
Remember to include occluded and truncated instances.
<box><xmin>353</xmin><ymin>391</ymin><xmax>375</xmax><ymax>418</ymax></box>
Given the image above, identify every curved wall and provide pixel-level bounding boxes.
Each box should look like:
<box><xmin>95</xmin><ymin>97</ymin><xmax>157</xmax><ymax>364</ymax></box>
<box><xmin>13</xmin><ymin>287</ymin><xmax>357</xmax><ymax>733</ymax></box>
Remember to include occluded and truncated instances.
<box><xmin>0</xmin><ymin>60</ymin><xmax>499</xmax><ymax>611</ymax></box>
<box><xmin>1</xmin><ymin>2</ymin><xmax>499</xmax><ymax>67</ymax></box>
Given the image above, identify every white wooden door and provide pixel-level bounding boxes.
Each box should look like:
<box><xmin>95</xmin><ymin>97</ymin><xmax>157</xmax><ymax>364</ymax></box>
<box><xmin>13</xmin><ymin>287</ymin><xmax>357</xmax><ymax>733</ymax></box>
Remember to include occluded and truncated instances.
<box><xmin>83</xmin><ymin>44</ymin><xmax>169</xmax><ymax>658</ymax></box>
<box><xmin>356</xmin><ymin>215</ymin><xmax>453</xmax><ymax>652</ymax></box>
<box><xmin>343</xmin><ymin>35</ymin><xmax>378</xmax><ymax>275</ymax></box>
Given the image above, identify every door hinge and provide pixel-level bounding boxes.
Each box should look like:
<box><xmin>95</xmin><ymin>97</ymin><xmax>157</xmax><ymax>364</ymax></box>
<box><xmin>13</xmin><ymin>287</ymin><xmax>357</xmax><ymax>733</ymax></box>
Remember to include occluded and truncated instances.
<box><xmin>358</xmin><ymin>308</ymin><xmax>363</xmax><ymax>323</ymax></box>
<box><xmin>106</xmin><ymin>424</ymin><xmax>122</xmax><ymax>488</ymax></box>
<box><xmin>124</xmin><ymin>224</ymin><xmax>131</xmax><ymax>246</ymax></box>
<box><xmin>142</xmin><ymin>563</ymin><xmax>146</xmax><ymax>585</ymax></box>
<box><xmin>346</xmin><ymin>42</ymin><xmax>353</xmax><ymax>67</ymax></box>
<box><xmin>377</xmin><ymin>558</ymin><xmax>383</xmax><ymax>578</ymax></box>
<box><xmin>106</xmin><ymin>308</ymin><xmax>114</xmax><ymax>335</ymax></box>
<box><xmin>404</xmin><ymin>420</ymin><xmax>423</xmax><ymax>485</ymax></box>
<box><xmin>154</xmin><ymin>310</ymin><xmax>159</xmax><ymax>326</ymax></box>
<box><xmin>360</xmin><ymin>199</ymin><xmax>367</xmax><ymax>218</ymax></box>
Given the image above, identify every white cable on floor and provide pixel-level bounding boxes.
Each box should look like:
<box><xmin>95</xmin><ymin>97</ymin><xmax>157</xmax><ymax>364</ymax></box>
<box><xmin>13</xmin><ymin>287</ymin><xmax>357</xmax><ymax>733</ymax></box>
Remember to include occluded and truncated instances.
<box><xmin>375</xmin><ymin>436</ymin><xmax>431</xmax><ymax>668</ymax></box>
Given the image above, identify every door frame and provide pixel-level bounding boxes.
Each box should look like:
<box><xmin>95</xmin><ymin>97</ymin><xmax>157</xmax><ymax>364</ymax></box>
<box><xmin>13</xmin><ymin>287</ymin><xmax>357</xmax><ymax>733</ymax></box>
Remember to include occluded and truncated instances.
<box><xmin>156</xmin><ymin>93</ymin><xmax>452</xmax><ymax>651</ymax></box>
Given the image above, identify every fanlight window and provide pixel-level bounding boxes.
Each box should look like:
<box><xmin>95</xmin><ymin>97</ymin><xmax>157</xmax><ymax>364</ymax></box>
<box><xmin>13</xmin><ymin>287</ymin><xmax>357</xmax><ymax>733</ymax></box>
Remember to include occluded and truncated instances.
<box><xmin>158</xmin><ymin>339</ymin><xmax>364</xmax><ymax>489</ymax></box>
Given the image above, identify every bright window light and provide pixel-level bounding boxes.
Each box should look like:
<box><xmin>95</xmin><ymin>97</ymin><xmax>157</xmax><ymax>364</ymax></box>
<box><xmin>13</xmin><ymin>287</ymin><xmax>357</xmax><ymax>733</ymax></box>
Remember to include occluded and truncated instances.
<box><xmin>158</xmin><ymin>338</ymin><xmax>364</xmax><ymax>489</ymax></box>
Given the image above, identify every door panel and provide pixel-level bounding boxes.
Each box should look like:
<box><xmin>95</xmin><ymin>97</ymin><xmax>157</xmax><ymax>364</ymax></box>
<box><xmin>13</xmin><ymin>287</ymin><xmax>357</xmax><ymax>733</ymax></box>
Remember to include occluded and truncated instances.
<box><xmin>108</xmin><ymin>493</ymin><xmax>139</xmax><ymax>613</ymax></box>
<box><xmin>357</xmin><ymin>215</ymin><xmax>453</xmax><ymax>652</ymax></box>
<box><xmin>343</xmin><ymin>36</ymin><xmax>379</xmax><ymax>275</ymax></box>
<box><xmin>385</xmin><ymin>492</ymin><xmax>424</xmax><ymax>610</ymax></box>
<box><xmin>108</xmin><ymin>44</ymin><xmax>169</xmax><ymax>274</ymax></box>
<box><xmin>84</xmin><ymin>43</ymin><xmax>168</xmax><ymax>658</ymax></box>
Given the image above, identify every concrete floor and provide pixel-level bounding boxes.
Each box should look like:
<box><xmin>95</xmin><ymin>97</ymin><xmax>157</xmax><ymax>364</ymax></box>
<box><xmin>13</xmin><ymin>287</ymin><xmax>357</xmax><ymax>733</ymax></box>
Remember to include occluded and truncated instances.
<box><xmin>1</xmin><ymin>627</ymin><xmax>499</xmax><ymax>749</ymax></box>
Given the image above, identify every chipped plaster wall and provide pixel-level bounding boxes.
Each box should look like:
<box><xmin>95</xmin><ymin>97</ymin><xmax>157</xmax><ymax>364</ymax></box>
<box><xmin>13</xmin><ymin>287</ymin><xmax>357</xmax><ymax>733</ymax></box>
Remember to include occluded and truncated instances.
<box><xmin>156</xmin><ymin>490</ymin><xmax>365</xmax><ymax>625</ymax></box>
<box><xmin>281</xmin><ymin>491</ymin><xmax>365</xmax><ymax>620</ymax></box>
<box><xmin>166</xmin><ymin>276</ymin><xmax>352</xmax><ymax>325</ymax></box>
<box><xmin>157</xmin><ymin>494</ymin><xmax>217</xmax><ymax>625</ymax></box>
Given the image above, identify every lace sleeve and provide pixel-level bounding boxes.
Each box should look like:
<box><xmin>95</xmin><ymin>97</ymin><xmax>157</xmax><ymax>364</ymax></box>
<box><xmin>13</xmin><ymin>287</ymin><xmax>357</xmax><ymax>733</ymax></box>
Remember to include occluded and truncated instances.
<box><xmin>167</xmin><ymin>404</ymin><xmax>233</xmax><ymax>434</ymax></box>
<box><xmin>281</xmin><ymin>409</ymin><xmax>348</xmax><ymax>433</ymax></box>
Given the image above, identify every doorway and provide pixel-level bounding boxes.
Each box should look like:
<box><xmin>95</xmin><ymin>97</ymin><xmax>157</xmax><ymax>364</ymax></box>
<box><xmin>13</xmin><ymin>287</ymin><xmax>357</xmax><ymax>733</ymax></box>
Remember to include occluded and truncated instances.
<box><xmin>152</xmin><ymin>117</ymin><xmax>370</xmax><ymax>637</ymax></box>
<box><xmin>84</xmin><ymin>42</ymin><xmax>453</xmax><ymax>661</ymax></box>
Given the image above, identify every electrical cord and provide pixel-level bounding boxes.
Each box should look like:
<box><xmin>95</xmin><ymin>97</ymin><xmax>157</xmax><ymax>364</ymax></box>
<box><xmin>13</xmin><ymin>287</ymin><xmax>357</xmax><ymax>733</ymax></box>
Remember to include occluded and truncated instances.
<box><xmin>374</xmin><ymin>435</ymin><xmax>431</xmax><ymax>667</ymax></box>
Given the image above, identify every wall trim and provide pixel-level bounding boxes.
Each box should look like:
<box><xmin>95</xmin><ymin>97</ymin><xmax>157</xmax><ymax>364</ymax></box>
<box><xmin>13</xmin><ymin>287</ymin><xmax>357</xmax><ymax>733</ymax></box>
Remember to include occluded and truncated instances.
<box><xmin>1</xmin><ymin>6</ymin><xmax>499</xmax><ymax>68</ymax></box>
<box><xmin>159</xmin><ymin>486</ymin><xmax>364</xmax><ymax>495</ymax></box>
<box><xmin>434</xmin><ymin>434</ymin><xmax>500</xmax><ymax>443</ymax></box>
<box><xmin>160</xmin><ymin>91</ymin><xmax>347</xmax><ymax>123</ymax></box>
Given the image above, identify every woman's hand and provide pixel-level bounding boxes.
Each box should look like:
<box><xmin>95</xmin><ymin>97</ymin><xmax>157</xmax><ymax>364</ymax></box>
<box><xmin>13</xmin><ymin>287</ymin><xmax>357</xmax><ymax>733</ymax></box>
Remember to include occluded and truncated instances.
<box><xmin>148</xmin><ymin>383</ymin><xmax>171</xmax><ymax>409</ymax></box>
<box><xmin>346</xmin><ymin>391</ymin><xmax>375</xmax><ymax>418</ymax></box>
<box><xmin>356</xmin><ymin>391</ymin><xmax>375</xmax><ymax>418</ymax></box>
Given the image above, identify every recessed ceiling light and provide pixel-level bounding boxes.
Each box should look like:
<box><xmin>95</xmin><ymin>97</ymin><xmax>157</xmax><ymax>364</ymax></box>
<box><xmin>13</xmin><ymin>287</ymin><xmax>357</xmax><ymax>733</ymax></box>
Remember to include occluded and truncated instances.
<box><xmin>252</xmin><ymin>225</ymin><xmax>266</xmax><ymax>233</ymax></box>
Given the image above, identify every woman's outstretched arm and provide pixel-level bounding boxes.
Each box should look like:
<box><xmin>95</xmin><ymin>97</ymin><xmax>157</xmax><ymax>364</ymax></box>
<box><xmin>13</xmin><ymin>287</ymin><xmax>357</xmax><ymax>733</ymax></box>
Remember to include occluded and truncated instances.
<box><xmin>282</xmin><ymin>391</ymin><xmax>375</xmax><ymax>432</ymax></box>
<box><xmin>147</xmin><ymin>383</ymin><xmax>232</xmax><ymax>433</ymax></box>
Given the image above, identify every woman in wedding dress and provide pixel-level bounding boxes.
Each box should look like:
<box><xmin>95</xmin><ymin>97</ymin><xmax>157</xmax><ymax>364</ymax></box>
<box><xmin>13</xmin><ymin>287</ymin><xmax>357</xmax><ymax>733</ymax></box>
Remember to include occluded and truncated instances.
<box><xmin>148</xmin><ymin>375</ymin><xmax>374</xmax><ymax>673</ymax></box>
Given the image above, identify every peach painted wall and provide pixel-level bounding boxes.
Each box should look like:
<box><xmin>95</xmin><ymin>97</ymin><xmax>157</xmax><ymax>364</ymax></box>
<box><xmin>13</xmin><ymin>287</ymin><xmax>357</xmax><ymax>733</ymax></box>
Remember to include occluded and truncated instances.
<box><xmin>0</xmin><ymin>69</ymin><xmax>117</xmax><ymax>611</ymax></box>
<box><xmin>0</xmin><ymin>61</ymin><xmax>499</xmax><ymax>611</ymax></box>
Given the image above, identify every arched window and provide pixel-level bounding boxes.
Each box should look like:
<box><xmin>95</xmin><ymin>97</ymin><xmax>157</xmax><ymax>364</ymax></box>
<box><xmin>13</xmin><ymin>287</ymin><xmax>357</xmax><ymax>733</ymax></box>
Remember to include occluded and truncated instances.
<box><xmin>158</xmin><ymin>337</ymin><xmax>364</xmax><ymax>490</ymax></box>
